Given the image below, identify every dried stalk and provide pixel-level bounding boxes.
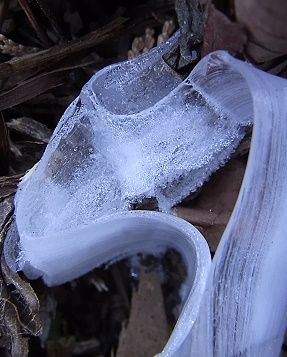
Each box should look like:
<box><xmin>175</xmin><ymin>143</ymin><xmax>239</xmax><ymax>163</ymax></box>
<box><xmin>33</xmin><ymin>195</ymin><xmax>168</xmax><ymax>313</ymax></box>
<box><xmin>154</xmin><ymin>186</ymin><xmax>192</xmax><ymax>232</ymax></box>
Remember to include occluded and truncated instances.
<box><xmin>18</xmin><ymin>0</ymin><xmax>52</xmax><ymax>47</ymax></box>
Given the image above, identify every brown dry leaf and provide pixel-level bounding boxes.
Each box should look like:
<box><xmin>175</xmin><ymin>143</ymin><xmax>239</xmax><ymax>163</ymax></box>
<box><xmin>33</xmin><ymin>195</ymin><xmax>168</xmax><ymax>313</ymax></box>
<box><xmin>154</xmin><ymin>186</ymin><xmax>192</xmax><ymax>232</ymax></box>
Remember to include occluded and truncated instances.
<box><xmin>0</xmin><ymin>197</ymin><xmax>14</xmax><ymax>232</ymax></box>
<box><xmin>0</xmin><ymin>278</ymin><xmax>30</xmax><ymax>357</ymax></box>
<box><xmin>201</xmin><ymin>3</ymin><xmax>247</xmax><ymax>57</ymax></box>
<box><xmin>9</xmin><ymin>140</ymin><xmax>45</xmax><ymax>174</ymax></box>
<box><xmin>117</xmin><ymin>268</ymin><xmax>170</xmax><ymax>357</ymax></box>
<box><xmin>0</xmin><ymin>70</ymin><xmax>67</xmax><ymax>111</ymax></box>
<box><xmin>235</xmin><ymin>0</ymin><xmax>287</xmax><ymax>63</ymax></box>
<box><xmin>7</xmin><ymin>117</ymin><xmax>52</xmax><ymax>143</ymax></box>
<box><xmin>175</xmin><ymin>157</ymin><xmax>246</xmax><ymax>252</ymax></box>
<box><xmin>0</xmin><ymin>217</ymin><xmax>30</xmax><ymax>357</ymax></box>
<box><xmin>0</xmin><ymin>174</ymin><xmax>21</xmax><ymax>199</ymax></box>
<box><xmin>1</xmin><ymin>250</ymin><xmax>42</xmax><ymax>336</ymax></box>
<box><xmin>0</xmin><ymin>176</ymin><xmax>41</xmax><ymax>356</ymax></box>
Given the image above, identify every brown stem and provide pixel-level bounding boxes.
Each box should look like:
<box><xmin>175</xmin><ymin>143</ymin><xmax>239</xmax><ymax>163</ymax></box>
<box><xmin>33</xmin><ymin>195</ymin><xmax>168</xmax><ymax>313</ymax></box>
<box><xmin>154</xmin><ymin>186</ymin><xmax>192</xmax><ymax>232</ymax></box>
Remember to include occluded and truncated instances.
<box><xmin>18</xmin><ymin>0</ymin><xmax>52</xmax><ymax>47</ymax></box>
<box><xmin>0</xmin><ymin>17</ymin><xmax>128</xmax><ymax>80</ymax></box>
<box><xmin>35</xmin><ymin>0</ymin><xmax>69</xmax><ymax>41</ymax></box>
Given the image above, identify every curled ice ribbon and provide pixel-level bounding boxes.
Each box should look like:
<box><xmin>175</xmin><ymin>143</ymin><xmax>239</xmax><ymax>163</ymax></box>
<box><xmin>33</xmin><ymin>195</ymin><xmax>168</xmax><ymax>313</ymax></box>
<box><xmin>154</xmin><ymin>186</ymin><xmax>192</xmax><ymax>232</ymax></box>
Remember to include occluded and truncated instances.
<box><xmin>7</xmin><ymin>33</ymin><xmax>287</xmax><ymax>356</ymax></box>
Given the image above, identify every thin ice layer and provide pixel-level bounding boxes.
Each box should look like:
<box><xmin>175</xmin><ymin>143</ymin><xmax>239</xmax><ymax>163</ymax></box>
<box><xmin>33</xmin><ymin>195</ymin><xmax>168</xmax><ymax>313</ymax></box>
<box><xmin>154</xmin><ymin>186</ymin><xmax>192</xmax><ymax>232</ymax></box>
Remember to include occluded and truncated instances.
<box><xmin>186</xmin><ymin>52</ymin><xmax>287</xmax><ymax>357</ymax></box>
<box><xmin>15</xmin><ymin>36</ymin><xmax>250</xmax><ymax>240</ymax></box>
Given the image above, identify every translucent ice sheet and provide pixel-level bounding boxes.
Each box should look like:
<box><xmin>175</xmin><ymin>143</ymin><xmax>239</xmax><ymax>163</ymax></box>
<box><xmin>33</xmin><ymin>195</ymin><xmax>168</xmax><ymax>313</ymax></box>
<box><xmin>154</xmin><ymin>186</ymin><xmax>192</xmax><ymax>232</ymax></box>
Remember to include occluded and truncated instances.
<box><xmin>10</xmin><ymin>33</ymin><xmax>287</xmax><ymax>356</ymax></box>
<box><xmin>187</xmin><ymin>52</ymin><xmax>287</xmax><ymax>357</ymax></box>
<box><xmin>15</xmin><ymin>35</ymin><xmax>250</xmax><ymax>240</ymax></box>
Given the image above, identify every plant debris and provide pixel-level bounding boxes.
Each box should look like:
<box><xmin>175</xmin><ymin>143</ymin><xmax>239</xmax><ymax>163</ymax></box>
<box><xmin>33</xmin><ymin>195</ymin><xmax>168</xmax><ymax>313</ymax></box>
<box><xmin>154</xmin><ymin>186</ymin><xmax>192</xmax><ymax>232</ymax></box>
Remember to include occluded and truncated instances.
<box><xmin>0</xmin><ymin>176</ymin><xmax>41</xmax><ymax>357</ymax></box>
<box><xmin>235</xmin><ymin>0</ymin><xmax>287</xmax><ymax>63</ymax></box>
<box><xmin>175</xmin><ymin>156</ymin><xmax>246</xmax><ymax>253</ymax></box>
<box><xmin>117</xmin><ymin>268</ymin><xmax>170</xmax><ymax>357</ymax></box>
<box><xmin>201</xmin><ymin>3</ymin><xmax>247</xmax><ymax>57</ymax></box>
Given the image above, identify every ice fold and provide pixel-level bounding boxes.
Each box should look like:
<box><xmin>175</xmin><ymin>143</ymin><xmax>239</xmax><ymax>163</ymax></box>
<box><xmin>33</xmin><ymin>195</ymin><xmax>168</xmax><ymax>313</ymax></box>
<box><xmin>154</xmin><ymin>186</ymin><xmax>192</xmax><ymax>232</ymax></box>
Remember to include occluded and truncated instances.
<box><xmin>10</xmin><ymin>32</ymin><xmax>287</xmax><ymax>356</ymax></box>
<box><xmin>14</xmin><ymin>33</ymin><xmax>250</xmax><ymax>240</ymax></box>
<box><xmin>187</xmin><ymin>52</ymin><xmax>287</xmax><ymax>357</ymax></box>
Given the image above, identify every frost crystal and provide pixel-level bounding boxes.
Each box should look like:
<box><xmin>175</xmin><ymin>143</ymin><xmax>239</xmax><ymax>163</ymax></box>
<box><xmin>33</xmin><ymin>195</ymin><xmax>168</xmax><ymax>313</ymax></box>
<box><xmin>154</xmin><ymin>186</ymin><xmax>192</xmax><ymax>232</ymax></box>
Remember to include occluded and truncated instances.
<box><xmin>10</xmin><ymin>32</ymin><xmax>287</xmax><ymax>357</ymax></box>
<box><xmin>15</xmin><ymin>34</ymin><xmax>249</xmax><ymax>241</ymax></box>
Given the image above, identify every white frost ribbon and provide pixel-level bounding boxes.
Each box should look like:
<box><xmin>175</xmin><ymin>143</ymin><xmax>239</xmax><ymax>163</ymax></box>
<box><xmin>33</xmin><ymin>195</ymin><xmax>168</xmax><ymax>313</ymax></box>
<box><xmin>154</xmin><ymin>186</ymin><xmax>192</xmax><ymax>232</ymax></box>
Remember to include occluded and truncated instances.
<box><xmin>9</xmin><ymin>34</ymin><xmax>287</xmax><ymax>356</ymax></box>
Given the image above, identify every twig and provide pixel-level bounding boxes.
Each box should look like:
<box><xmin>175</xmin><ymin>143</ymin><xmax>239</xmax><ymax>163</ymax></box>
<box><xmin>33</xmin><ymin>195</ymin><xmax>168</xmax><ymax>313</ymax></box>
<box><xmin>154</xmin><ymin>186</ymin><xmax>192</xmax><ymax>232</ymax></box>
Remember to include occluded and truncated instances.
<box><xmin>35</xmin><ymin>0</ymin><xmax>68</xmax><ymax>41</ymax></box>
<box><xmin>0</xmin><ymin>58</ymin><xmax>100</xmax><ymax>111</ymax></box>
<box><xmin>0</xmin><ymin>0</ymin><xmax>175</xmax><ymax>83</ymax></box>
<box><xmin>18</xmin><ymin>0</ymin><xmax>52</xmax><ymax>47</ymax></box>
<box><xmin>0</xmin><ymin>17</ymin><xmax>128</xmax><ymax>81</ymax></box>
<box><xmin>0</xmin><ymin>70</ymin><xmax>66</xmax><ymax>112</ymax></box>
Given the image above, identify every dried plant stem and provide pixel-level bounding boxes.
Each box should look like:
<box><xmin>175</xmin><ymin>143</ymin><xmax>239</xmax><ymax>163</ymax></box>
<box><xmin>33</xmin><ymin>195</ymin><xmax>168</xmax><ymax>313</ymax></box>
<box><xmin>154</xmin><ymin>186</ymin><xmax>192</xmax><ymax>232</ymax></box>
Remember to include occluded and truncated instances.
<box><xmin>35</xmin><ymin>0</ymin><xmax>68</xmax><ymax>41</ymax></box>
<box><xmin>0</xmin><ymin>17</ymin><xmax>128</xmax><ymax>81</ymax></box>
<box><xmin>18</xmin><ymin>0</ymin><xmax>51</xmax><ymax>47</ymax></box>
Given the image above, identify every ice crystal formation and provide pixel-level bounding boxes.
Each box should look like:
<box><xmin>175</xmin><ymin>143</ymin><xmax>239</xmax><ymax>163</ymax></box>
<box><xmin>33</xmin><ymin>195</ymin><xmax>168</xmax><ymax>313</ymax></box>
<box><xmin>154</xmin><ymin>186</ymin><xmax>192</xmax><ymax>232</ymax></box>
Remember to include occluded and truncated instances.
<box><xmin>9</xmin><ymin>33</ymin><xmax>287</xmax><ymax>356</ymax></box>
<box><xmin>15</xmin><ymin>34</ymin><xmax>250</xmax><ymax>240</ymax></box>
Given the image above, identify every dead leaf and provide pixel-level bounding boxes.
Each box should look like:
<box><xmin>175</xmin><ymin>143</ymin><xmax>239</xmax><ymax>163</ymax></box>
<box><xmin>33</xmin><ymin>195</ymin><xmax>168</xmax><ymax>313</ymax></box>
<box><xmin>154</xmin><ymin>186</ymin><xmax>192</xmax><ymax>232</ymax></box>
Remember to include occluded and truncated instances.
<box><xmin>0</xmin><ymin>180</ymin><xmax>27</xmax><ymax>355</ymax></box>
<box><xmin>0</xmin><ymin>174</ymin><xmax>21</xmax><ymax>199</ymax></box>
<box><xmin>1</xmin><ymin>250</ymin><xmax>42</xmax><ymax>336</ymax></box>
<box><xmin>0</xmin><ymin>176</ymin><xmax>41</xmax><ymax>356</ymax></box>
<box><xmin>175</xmin><ymin>157</ymin><xmax>246</xmax><ymax>252</ymax></box>
<box><xmin>0</xmin><ymin>217</ymin><xmax>29</xmax><ymax>357</ymax></box>
<box><xmin>9</xmin><ymin>140</ymin><xmax>45</xmax><ymax>174</ymax></box>
<box><xmin>117</xmin><ymin>268</ymin><xmax>170</xmax><ymax>357</ymax></box>
<box><xmin>7</xmin><ymin>117</ymin><xmax>52</xmax><ymax>143</ymax></box>
<box><xmin>0</xmin><ymin>70</ymin><xmax>67</xmax><ymax>111</ymax></box>
<box><xmin>235</xmin><ymin>0</ymin><xmax>287</xmax><ymax>63</ymax></box>
<box><xmin>201</xmin><ymin>3</ymin><xmax>247</xmax><ymax>57</ymax></box>
<box><xmin>0</xmin><ymin>280</ymin><xmax>30</xmax><ymax>357</ymax></box>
